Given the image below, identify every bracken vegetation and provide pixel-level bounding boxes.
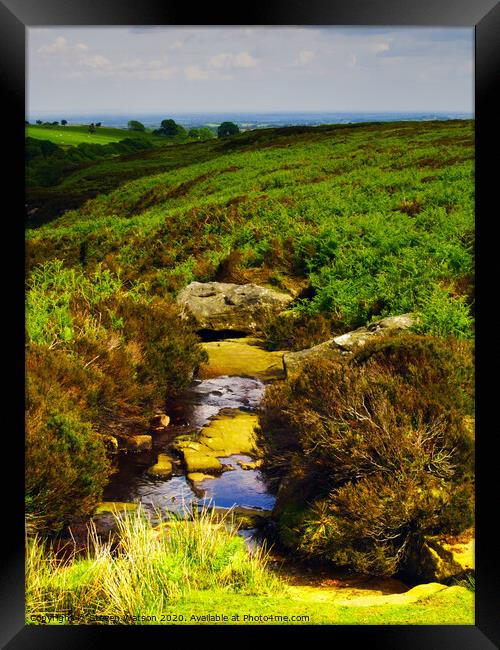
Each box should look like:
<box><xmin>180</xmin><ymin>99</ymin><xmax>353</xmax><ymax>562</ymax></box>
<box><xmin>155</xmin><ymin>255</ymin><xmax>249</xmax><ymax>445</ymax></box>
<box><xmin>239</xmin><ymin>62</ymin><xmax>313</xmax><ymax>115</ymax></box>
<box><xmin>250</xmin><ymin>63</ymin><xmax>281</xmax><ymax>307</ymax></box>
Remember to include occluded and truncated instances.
<box><xmin>27</xmin><ymin>120</ymin><xmax>474</xmax><ymax>340</ymax></box>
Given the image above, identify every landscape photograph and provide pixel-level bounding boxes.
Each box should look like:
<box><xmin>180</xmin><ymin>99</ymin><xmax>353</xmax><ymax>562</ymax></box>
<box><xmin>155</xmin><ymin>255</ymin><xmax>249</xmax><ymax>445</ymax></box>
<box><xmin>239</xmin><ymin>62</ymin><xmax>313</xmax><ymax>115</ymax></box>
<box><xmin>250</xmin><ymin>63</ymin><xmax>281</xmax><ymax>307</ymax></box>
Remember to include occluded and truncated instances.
<box><xmin>25</xmin><ymin>25</ymin><xmax>475</xmax><ymax>626</ymax></box>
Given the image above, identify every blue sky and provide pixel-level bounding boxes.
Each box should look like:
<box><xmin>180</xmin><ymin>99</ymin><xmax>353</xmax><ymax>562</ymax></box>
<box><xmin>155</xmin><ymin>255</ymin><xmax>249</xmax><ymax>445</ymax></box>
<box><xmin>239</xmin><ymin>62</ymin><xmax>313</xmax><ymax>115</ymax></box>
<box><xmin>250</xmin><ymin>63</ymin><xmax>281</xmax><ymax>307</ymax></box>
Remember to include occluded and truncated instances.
<box><xmin>27</xmin><ymin>27</ymin><xmax>474</xmax><ymax>114</ymax></box>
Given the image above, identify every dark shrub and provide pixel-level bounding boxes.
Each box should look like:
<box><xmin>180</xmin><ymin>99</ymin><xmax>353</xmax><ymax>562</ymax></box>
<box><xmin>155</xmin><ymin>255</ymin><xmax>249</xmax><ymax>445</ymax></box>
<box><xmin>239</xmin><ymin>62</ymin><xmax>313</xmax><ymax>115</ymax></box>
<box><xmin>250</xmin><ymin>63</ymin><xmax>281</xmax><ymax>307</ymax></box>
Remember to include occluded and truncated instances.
<box><xmin>262</xmin><ymin>311</ymin><xmax>334</xmax><ymax>351</ymax></box>
<box><xmin>25</xmin><ymin>408</ymin><xmax>111</xmax><ymax>533</ymax></box>
<box><xmin>112</xmin><ymin>297</ymin><xmax>208</xmax><ymax>398</ymax></box>
<box><xmin>258</xmin><ymin>333</ymin><xmax>474</xmax><ymax>575</ymax></box>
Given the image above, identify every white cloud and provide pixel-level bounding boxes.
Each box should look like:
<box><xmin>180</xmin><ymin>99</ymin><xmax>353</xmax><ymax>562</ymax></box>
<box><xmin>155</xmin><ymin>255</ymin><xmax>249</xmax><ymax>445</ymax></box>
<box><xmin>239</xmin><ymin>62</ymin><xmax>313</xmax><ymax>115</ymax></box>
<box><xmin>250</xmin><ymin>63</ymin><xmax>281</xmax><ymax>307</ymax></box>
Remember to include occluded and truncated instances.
<box><xmin>208</xmin><ymin>52</ymin><xmax>232</xmax><ymax>69</ymax></box>
<box><xmin>80</xmin><ymin>54</ymin><xmax>111</xmax><ymax>68</ymax></box>
<box><xmin>37</xmin><ymin>36</ymin><xmax>68</xmax><ymax>54</ymax></box>
<box><xmin>298</xmin><ymin>50</ymin><xmax>316</xmax><ymax>65</ymax></box>
<box><xmin>234</xmin><ymin>51</ymin><xmax>258</xmax><ymax>68</ymax></box>
<box><xmin>28</xmin><ymin>27</ymin><xmax>473</xmax><ymax>113</ymax></box>
<box><xmin>184</xmin><ymin>65</ymin><xmax>211</xmax><ymax>80</ymax></box>
<box><xmin>372</xmin><ymin>41</ymin><xmax>390</xmax><ymax>54</ymax></box>
<box><xmin>208</xmin><ymin>51</ymin><xmax>258</xmax><ymax>69</ymax></box>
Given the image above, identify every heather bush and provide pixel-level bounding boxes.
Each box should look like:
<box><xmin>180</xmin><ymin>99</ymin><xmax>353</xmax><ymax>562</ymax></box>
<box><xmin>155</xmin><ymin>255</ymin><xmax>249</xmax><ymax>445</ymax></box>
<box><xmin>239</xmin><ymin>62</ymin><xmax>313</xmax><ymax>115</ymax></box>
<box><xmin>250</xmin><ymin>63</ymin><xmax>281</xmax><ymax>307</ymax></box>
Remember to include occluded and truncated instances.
<box><xmin>25</xmin><ymin>407</ymin><xmax>111</xmax><ymax>533</ymax></box>
<box><xmin>258</xmin><ymin>333</ymin><xmax>474</xmax><ymax>575</ymax></box>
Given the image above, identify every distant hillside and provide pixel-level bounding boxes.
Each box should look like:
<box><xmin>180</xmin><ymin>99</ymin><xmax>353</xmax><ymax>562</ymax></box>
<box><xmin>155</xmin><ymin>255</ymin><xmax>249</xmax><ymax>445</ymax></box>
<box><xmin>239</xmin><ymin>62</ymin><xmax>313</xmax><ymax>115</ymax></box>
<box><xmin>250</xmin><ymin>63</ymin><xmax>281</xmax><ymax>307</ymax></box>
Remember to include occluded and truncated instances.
<box><xmin>27</xmin><ymin>119</ymin><xmax>474</xmax><ymax>337</ymax></box>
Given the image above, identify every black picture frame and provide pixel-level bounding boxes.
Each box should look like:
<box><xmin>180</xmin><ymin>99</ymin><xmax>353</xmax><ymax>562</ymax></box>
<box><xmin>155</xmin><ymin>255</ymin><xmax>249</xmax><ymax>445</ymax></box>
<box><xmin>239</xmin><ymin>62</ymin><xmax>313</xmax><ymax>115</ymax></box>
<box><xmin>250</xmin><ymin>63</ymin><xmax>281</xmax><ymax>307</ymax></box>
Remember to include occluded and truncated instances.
<box><xmin>3</xmin><ymin>0</ymin><xmax>499</xmax><ymax>646</ymax></box>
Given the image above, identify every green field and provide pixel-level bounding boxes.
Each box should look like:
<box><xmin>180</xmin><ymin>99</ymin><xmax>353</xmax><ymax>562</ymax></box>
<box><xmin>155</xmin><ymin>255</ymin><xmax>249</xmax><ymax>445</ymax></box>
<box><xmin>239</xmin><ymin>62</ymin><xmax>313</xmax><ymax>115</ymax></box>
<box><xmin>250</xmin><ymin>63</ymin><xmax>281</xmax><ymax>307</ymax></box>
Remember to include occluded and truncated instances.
<box><xmin>26</xmin><ymin>124</ymin><xmax>136</xmax><ymax>146</ymax></box>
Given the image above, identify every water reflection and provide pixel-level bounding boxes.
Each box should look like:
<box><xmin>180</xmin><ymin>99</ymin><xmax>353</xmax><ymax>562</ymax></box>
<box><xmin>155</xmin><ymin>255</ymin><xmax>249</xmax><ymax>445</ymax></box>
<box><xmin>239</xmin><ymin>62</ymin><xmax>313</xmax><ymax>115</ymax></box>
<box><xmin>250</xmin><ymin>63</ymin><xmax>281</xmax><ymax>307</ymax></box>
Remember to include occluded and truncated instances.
<box><xmin>103</xmin><ymin>375</ymin><xmax>275</xmax><ymax>512</ymax></box>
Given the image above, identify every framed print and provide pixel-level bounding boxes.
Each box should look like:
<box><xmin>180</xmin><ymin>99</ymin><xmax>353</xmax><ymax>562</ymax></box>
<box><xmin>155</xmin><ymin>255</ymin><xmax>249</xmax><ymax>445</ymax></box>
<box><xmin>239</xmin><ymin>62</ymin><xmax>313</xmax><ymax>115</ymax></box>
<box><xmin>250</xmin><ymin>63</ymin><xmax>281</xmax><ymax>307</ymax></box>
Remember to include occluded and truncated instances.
<box><xmin>2</xmin><ymin>0</ymin><xmax>499</xmax><ymax>646</ymax></box>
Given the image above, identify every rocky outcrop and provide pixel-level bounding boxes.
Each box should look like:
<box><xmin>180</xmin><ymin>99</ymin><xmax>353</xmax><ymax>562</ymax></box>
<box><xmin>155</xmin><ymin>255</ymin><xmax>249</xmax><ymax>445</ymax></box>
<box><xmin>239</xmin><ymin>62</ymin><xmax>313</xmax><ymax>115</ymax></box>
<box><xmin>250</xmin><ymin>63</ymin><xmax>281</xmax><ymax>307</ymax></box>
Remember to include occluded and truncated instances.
<box><xmin>176</xmin><ymin>281</ymin><xmax>293</xmax><ymax>333</ymax></box>
<box><xmin>283</xmin><ymin>313</ymin><xmax>418</xmax><ymax>378</ymax></box>
<box><xmin>406</xmin><ymin>534</ymin><xmax>474</xmax><ymax>582</ymax></box>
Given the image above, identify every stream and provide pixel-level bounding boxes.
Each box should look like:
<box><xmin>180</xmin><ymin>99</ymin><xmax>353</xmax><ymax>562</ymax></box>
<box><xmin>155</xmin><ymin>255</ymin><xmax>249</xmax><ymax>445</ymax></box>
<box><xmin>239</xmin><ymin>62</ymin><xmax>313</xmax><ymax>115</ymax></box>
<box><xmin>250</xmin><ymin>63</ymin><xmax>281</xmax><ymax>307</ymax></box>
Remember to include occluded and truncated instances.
<box><xmin>101</xmin><ymin>336</ymin><xmax>285</xmax><ymax>530</ymax></box>
<box><xmin>99</xmin><ymin>335</ymin><xmax>410</xmax><ymax>596</ymax></box>
<box><xmin>102</xmin><ymin>374</ymin><xmax>276</xmax><ymax>514</ymax></box>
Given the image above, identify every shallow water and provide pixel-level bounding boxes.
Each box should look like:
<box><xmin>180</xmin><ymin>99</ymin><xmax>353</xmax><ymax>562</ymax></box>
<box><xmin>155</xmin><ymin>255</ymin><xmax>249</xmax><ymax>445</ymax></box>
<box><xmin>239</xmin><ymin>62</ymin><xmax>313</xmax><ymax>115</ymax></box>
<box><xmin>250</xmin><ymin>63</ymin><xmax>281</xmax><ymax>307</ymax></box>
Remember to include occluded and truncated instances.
<box><xmin>103</xmin><ymin>374</ymin><xmax>275</xmax><ymax>512</ymax></box>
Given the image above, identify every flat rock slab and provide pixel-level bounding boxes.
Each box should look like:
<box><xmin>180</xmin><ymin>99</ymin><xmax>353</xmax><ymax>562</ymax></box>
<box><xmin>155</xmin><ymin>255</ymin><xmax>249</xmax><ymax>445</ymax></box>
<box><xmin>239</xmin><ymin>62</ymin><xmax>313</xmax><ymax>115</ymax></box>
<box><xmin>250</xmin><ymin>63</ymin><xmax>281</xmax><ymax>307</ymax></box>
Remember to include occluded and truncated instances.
<box><xmin>187</xmin><ymin>472</ymin><xmax>216</xmax><ymax>482</ymax></box>
<box><xmin>198</xmin><ymin>410</ymin><xmax>260</xmax><ymax>456</ymax></box>
<box><xmin>146</xmin><ymin>453</ymin><xmax>174</xmax><ymax>478</ymax></box>
<box><xmin>335</xmin><ymin>582</ymin><xmax>448</xmax><ymax>607</ymax></box>
<box><xmin>199</xmin><ymin>337</ymin><xmax>285</xmax><ymax>380</ymax></box>
<box><xmin>94</xmin><ymin>502</ymin><xmax>139</xmax><ymax>514</ymax></box>
<box><xmin>208</xmin><ymin>505</ymin><xmax>272</xmax><ymax>529</ymax></box>
<box><xmin>176</xmin><ymin>281</ymin><xmax>293</xmax><ymax>333</ymax></box>
<box><xmin>173</xmin><ymin>410</ymin><xmax>260</xmax><ymax>474</ymax></box>
<box><xmin>174</xmin><ymin>440</ymin><xmax>223</xmax><ymax>474</ymax></box>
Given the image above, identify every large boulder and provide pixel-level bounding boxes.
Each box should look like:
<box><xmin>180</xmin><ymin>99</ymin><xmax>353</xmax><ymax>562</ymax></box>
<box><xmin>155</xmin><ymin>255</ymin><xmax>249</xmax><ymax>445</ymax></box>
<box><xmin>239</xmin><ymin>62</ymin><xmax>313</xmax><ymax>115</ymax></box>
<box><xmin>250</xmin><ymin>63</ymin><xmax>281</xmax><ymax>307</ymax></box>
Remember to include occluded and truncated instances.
<box><xmin>176</xmin><ymin>281</ymin><xmax>293</xmax><ymax>333</ymax></box>
<box><xmin>283</xmin><ymin>313</ymin><xmax>417</xmax><ymax>379</ymax></box>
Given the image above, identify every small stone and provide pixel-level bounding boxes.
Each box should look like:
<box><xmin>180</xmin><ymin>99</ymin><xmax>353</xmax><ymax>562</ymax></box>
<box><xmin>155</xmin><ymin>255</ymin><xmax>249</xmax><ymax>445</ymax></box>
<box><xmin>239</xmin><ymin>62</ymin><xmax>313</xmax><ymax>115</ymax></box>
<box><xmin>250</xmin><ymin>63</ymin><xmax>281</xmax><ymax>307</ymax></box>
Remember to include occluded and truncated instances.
<box><xmin>146</xmin><ymin>454</ymin><xmax>173</xmax><ymax>478</ymax></box>
<box><xmin>150</xmin><ymin>413</ymin><xmax>170</xmax><ymax>428</ymax></box>
<box><xmin>238</xmin><ymin>459</ymin><xmax>264</xmax><ymax>470</ymax></box>
<box><xmin>123</xmin><ymin>435</ymin><xmax>153</xmax><ymax>452</ymax></box>
<box><xmin>101</xmin><ymin>434</ymin><xmax>118</xmax><ymax>453</ymax></box>
<box><xmin>187</xmin><ymin>472</ymin><xmax>216</xmax><ymax>482</ymax></box>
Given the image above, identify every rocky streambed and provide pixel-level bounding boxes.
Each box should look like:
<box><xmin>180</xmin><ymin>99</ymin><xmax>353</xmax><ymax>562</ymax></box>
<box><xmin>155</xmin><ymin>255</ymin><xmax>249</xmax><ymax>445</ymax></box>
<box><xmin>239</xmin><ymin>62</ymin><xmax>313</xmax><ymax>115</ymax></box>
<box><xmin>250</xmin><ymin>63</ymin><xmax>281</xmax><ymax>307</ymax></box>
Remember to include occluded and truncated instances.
<box><xmin>99</xmin><ymin>336</ymin><xmax>282</xmax><ymax>530</ymax></box>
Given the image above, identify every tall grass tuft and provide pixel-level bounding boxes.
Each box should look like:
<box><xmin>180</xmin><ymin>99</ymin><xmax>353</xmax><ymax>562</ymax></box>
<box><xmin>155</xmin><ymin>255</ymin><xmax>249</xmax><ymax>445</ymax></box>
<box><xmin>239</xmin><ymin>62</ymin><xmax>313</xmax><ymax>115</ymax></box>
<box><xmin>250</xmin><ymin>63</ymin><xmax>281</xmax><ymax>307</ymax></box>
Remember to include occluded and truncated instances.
<box><xmin>26</xmin><ymin>504</ymin><xmax>281</xmax><ymax>625</ymax></box>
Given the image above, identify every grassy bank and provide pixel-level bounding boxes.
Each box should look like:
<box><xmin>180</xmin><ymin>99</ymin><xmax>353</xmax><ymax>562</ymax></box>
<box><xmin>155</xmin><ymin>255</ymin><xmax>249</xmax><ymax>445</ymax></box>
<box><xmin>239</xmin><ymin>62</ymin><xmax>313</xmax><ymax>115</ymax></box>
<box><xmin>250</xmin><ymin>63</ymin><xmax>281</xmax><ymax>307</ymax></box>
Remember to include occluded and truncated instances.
<box><xmin>25</xmin><ymin>507</ymin><xmax>474</xmax><ymax>626</ymax></box>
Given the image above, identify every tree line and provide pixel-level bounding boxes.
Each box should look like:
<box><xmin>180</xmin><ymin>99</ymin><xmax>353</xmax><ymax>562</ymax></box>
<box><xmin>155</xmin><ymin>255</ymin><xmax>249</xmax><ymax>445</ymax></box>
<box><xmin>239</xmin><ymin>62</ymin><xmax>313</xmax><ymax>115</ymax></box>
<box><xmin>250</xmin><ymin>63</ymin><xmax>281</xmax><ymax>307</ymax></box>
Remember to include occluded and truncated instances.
<box><xmin>129</xmin><ymin>118</ymin><xmax>240</xmax><ymax>139</ymax></box>
<box><xmin>27</xmin><ymin>117</ymin><xmax>241</xmax><ymax>138</ymax></box>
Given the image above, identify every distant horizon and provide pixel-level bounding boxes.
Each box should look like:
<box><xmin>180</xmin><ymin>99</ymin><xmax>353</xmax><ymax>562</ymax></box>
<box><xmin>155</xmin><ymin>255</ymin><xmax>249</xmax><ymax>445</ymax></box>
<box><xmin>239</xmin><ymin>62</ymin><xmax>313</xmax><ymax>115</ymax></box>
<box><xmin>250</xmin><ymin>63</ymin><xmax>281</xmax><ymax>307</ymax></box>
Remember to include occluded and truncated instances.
<box><xmin>30</xmin><ymin>108</ymin><xmax>472</xmax><ymax>115</ymax></box>
<box><xmin>28</xmin><ymin>109</ymin><xmax>474</xmax><ymax>116</ymax></box>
